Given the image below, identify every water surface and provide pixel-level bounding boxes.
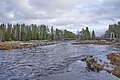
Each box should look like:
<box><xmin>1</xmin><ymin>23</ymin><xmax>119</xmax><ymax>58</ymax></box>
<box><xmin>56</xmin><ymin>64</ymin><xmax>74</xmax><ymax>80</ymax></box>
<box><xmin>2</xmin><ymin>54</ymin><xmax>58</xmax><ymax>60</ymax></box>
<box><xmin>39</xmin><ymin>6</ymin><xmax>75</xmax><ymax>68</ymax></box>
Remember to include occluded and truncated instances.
<box><xmin>0</xmin><ymin>41</ymin><xmax>119</xmax><ymax>80</ymax></box>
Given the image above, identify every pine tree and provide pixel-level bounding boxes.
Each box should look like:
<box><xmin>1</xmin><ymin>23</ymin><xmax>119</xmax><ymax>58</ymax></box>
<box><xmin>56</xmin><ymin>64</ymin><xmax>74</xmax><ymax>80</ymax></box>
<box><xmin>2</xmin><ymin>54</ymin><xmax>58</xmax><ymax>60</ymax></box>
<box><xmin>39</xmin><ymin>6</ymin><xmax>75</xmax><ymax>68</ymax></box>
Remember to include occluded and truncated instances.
<box><xmin>92</xmin><ymin>30</ymin><xmax>95</xmax><ymax>40</ymax></box>
<box><xmin>26</xmin><ymin>25</ymin><xmax>32</xmax><ymax>41</ymax></box>
<box><xmin>51</xmin><ymin>26</ymin><xmax>54</xmax><ymax>40</ymax></box>
<box><xmin>55</xmin><ymin>28</ymin><xmax>60</xmax><ymax>40</ymax></box>
<box><xmin>85</xmin><ymin>27</ymin><xmax>90</xmax><ymax>40</ymax></box>
<box><xmin>1</xmin><ymin>23</ymin><xmax>6</xmax><ymax>41</ymax></box>
<box><xmin>5</xmin><ymin>23</ymin><xmax>12</xmax><ymax>41</ymax></box>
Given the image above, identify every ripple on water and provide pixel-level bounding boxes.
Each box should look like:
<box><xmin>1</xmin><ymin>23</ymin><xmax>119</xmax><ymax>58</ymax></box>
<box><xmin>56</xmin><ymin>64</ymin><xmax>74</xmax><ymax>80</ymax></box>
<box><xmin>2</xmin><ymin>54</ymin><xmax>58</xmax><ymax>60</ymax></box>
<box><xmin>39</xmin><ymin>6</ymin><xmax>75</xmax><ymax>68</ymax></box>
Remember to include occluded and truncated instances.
<box><xmin>0</xmin><ymin>42</ymin><xmax>120</xmax><ymax>80</ymax></box>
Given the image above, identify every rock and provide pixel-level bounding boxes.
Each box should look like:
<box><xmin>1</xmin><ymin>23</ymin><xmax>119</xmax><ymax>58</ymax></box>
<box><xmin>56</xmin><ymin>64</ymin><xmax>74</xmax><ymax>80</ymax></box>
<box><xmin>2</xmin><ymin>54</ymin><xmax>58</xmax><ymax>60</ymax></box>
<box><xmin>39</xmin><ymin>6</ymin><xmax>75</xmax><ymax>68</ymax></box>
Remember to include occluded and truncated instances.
<box><xmin>82</xmin><ymin>55</ymin><xmax>104</xmax><ymax>72</ymax></box>
<box><xmin>111</xmin><ymin>67</ymin><xmax>120</xmax><ymax>78</ymax></box>
<box><xmin>93</xmin><ymin>63</ymin><xmax>104</xmax><ymax>71</ymax></box>
<box><xmin>71</xmin><ymin>42</ymin><xmax>80</xmax><ymax>45</ymax></box>
<box><xmin>81</xmin><ymin>55</ymin><xmax>93</xmax><ymax>62</ymax></box>
<box><xmin>107</xmin><ymin>53</ymin><xmax>120</xmax><ymax>62</ymax></box>
<box><xmin>106</xmin><ymin>53</ymin><xmax>120</xmax><ymax>78</ymax></box>
<box><xmin>104</xmin><ymin>69</ymin><xmax>112</xmax><ymax>73</ymax></box>
<box><xmin>86</xmin><ymin>61</ymin><xmax>104</xmax><ymax>72</ymax></box>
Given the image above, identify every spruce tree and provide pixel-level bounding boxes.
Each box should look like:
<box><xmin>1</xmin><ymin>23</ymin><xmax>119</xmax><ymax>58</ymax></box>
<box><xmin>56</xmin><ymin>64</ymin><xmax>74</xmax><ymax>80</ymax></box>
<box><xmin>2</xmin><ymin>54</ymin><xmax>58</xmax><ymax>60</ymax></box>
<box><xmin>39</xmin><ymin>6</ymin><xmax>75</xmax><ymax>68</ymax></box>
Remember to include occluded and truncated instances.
<box><xmin>92</xmin><ymin>30</ymin><xmax>95</xmax><ymax>40</ymax></box>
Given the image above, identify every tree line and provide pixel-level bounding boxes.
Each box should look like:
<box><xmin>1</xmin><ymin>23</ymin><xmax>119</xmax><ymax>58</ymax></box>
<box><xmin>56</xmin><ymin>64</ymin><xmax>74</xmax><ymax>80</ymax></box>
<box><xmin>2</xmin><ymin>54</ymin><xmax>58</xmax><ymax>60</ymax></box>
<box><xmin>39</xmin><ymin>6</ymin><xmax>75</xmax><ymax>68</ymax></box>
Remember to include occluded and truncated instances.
<box><xmin>104</xmin><ymin>21</ymin><xmax>120</xmax><ymax>39</ymax></box>
<box><xmin>77</xmin><ymin>27</ymin><xmax>96</xmax><ymax>40</ymax></box>
<box><xmin>0</xmin><ymin>23</ymin><xmax>76</xmax><ymax>41</ymax></box>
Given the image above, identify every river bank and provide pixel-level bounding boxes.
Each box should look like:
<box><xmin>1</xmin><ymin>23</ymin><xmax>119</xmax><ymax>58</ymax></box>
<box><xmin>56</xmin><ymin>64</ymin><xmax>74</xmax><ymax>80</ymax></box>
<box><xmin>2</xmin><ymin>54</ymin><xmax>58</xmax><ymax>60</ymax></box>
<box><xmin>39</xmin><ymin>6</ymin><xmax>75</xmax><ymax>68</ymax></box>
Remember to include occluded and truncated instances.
<box><xmin>0</xmin><ymin>40</ymin><xmax>118</xmax><ymax>50</ymax></box>
<box><xmin>72</xmin><ymin>40</ymin><xmax>117</xmax><ymax>45</ymax></box>
<box><xmin>107</xmin><ymin>53</ymin><xmax>120</xmax><ymax>78</ymax></box>
<box><xmin>81</xmin><ymin>52</ymin><xmax>120</xmax><ymax>78</ymax></box>
<box><xmin>0</xmin><ymin>40</ymin><xmax>57</xmax><ymax>50</ymax></box>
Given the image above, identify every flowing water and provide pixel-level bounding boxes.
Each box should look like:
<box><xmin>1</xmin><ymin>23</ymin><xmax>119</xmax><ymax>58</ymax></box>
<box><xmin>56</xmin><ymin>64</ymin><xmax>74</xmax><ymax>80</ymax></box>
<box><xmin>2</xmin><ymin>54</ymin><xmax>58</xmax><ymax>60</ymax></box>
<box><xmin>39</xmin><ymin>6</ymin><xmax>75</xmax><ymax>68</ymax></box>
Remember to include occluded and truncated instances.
<box><xmin>0</xmin><ymin>41</ymin><xmax>120</xmax><ymax>80</ymax></box>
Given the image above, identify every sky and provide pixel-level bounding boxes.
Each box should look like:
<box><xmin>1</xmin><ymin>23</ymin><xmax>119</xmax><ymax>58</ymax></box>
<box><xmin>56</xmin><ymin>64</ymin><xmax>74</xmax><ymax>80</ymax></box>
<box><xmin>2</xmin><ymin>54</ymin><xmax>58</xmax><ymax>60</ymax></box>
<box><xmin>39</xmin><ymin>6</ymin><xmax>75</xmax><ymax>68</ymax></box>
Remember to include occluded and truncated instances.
<box><xmin>0</xmin><ymin>0</ymin><xmax>120</xmax><ymax>36</ymax></box>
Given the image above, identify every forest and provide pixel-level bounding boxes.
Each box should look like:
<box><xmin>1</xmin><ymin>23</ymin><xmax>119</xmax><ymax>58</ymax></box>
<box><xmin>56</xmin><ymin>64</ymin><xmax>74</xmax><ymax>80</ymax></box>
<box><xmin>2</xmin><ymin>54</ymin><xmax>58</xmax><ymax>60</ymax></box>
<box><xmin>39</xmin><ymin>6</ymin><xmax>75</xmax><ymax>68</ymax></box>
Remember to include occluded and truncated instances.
<box><xmin>104</xmin><ymin>21</ymin><xmax>120</xmax><ymax>39</ymax></box>
<box><xmin>0</xmin><ymin>23</ymin><xmax>95</xmax><ymax>41</ymax></box>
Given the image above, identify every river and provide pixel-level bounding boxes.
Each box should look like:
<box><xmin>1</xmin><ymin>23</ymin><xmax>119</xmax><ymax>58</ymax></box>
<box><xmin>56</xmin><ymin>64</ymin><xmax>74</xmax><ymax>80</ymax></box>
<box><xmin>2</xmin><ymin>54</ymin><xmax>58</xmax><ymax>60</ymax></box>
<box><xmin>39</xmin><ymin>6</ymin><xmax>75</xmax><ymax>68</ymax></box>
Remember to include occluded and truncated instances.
<box><xmin>0</xmin><ymin>41</ymin><xmax>120</xmax><ymax>80</ymax></box>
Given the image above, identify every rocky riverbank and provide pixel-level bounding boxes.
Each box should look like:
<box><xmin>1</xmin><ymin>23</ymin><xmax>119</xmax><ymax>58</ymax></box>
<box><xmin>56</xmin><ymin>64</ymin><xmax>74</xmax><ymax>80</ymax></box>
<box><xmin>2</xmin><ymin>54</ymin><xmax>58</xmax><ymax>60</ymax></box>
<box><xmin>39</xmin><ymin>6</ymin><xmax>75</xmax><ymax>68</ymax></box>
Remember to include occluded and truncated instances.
<box><xmin>81</xmin><ymin>53</ymin><xmax>120</xmax><ymax>78</ymax></box>
<box><xmin>0</xmin><ymin>42</ymin><xmax>32</xmax><ymax>50</ymax></box>
<box><xmin>0</xmin><ymin>40</ymin><xmax>57</xmax><ymax>50</ymax></box>
<box><xmin>106</xmin><ymin>53</ymin><xmax>120</xmax><ymax>78</ymax></box>
<box><xmin>72</xmin><ymin>40</ymin><xmax>113</xmax><ymax>45</ymax></box>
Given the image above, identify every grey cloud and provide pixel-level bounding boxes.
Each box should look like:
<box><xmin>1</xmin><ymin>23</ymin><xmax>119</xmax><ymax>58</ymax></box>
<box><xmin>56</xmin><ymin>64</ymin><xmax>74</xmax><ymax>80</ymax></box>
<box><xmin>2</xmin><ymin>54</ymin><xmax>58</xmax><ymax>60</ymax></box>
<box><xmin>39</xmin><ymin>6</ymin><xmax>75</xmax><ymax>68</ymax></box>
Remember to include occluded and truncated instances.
<box><xmin>0</xmin><ymin>0</ymin><xmax>120</xmax><ymax>35</ymax></box>
<box><xmin>94</xmin><ymin>0</ymin><xmax>120</xmax><ymax>20</ymax></box>
<box><xmin>29</xmin><ymin>0</ymin><xmax>77</xmax><ymax>11</ymax></box>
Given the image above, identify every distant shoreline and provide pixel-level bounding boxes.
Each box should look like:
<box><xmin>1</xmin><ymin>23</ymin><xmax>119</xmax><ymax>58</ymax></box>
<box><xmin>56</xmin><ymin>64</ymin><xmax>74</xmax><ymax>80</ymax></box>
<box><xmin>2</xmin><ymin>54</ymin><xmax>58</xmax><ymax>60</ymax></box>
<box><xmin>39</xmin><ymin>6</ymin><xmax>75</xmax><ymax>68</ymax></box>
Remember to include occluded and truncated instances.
<box><xmin>0</xmin><ymin>40</ymin><xmax>56</xmax><ymax>50</ymax></box>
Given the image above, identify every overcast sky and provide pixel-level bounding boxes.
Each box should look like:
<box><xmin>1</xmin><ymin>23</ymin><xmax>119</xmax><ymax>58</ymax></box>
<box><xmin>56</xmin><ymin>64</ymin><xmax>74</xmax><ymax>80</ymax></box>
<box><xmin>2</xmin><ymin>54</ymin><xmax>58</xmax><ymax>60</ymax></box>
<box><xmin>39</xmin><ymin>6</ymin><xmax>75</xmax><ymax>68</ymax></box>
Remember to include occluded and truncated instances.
<box><xmin>0</xmin><ymin>0</ymin><xmax>120</xmax><ymax>35</ymax></box>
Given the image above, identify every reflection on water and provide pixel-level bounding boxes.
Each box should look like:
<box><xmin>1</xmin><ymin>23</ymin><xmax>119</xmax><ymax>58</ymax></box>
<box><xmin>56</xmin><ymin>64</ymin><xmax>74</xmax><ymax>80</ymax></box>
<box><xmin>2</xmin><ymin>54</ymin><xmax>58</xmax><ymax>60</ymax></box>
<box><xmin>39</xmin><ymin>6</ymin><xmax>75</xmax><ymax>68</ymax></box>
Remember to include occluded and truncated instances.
<box><xmin>0</xmin><ymin>41</ymin><xmax>119</xmax><ymax>80</ymax></box>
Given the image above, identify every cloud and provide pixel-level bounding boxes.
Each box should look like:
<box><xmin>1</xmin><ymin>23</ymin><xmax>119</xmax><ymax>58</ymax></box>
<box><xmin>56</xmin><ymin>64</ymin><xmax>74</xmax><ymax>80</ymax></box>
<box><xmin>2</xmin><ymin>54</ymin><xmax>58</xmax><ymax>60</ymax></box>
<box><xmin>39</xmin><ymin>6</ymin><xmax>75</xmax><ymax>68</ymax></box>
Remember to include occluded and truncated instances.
<box><xmin>0</xmin><ymin>0</ymin><xmax>120</xmax><ymax>35</ymax></box>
